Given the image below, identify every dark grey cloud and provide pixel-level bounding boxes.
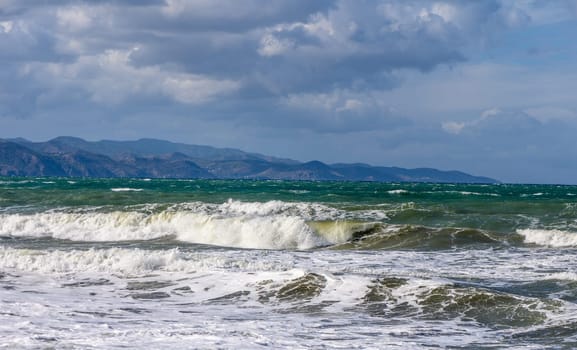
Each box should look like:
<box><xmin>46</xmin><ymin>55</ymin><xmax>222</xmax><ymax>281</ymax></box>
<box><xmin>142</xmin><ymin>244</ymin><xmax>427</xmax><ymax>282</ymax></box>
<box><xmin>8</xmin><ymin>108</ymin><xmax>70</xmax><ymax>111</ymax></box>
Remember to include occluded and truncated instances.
<box><xmin>1</xmin><ymin>0</ymin><xmax>519</xmax><ymax>101</ymax></box>
<box><xmin>44</xmin><ymin>1</ymin><xmax>513</xmax><ymax>94</ymax></box>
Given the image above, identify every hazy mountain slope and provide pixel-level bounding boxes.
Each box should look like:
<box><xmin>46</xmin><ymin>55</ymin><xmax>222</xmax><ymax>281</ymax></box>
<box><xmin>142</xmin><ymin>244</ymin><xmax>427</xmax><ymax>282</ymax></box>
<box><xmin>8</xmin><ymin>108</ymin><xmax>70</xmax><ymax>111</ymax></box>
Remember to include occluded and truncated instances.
<box><xmin>2</xmin><ymin>137</ymin><xmax>498</xmax><ymax>183</ymax></box>
<box><xmin>0</xmin><ymin>141</ymin><xmax>66</xmax><ymax>177</ymax></box>
<box><xmin>13</xmin><ymin>137</ymin><xmax>297</xmax><ymax>164</ymax></box>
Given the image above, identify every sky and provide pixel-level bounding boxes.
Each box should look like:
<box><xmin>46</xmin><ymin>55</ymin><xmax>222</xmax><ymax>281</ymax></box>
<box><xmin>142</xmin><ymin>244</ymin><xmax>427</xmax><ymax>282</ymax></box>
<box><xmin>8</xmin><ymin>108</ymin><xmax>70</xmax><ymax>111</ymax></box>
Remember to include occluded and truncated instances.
<box><xmin>1</xmin><ymin>0</ymin><xmax>577</xmax><ymax>184</ymax></box>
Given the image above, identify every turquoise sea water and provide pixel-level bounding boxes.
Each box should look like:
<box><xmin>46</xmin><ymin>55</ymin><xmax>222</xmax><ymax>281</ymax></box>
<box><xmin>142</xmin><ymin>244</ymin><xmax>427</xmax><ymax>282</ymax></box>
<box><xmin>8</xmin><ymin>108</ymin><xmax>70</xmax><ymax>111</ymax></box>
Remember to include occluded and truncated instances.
<box><xmin>2</xmin><ymin>178</ymin><xmax>577</xmax><ymax>348</ymax></box>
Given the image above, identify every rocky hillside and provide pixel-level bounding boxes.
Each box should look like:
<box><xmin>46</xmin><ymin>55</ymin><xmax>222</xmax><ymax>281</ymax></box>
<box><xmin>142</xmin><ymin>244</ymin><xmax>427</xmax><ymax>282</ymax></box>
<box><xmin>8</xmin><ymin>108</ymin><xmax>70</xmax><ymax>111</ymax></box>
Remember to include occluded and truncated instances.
<box><xmin>0</xmin><ymin>137</ymin><xmax>498</xmax><ymax>183</ymax></box>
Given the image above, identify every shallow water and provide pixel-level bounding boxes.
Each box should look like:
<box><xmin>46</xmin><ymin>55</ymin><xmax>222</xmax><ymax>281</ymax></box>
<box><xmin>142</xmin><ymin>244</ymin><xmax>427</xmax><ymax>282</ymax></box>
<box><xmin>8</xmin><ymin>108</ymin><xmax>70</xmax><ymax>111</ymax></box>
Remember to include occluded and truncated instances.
<box><xmin>1</xmin><ymin>178</ymin><xmax>577</xmax><ymax>349</ymax></box>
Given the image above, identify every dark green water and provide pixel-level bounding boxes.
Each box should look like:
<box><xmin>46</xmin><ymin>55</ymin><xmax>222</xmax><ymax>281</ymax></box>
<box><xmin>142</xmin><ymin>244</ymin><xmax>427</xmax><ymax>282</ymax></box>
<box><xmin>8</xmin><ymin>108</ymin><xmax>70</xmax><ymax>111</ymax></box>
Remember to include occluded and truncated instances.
<box><xmin>2</xmin><ymin>177</ymin><xmax>577</xmax><ymax>348</ymax></box>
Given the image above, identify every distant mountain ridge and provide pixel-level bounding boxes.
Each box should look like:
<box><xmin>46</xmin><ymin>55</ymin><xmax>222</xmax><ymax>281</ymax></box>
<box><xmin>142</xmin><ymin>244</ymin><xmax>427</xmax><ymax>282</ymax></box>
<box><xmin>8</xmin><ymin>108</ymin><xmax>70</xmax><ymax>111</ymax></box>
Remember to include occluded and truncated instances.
<box><xmin>0</xmin><ymin>137</ymin><xmax>498</xmax><ymax>183</ymax></box>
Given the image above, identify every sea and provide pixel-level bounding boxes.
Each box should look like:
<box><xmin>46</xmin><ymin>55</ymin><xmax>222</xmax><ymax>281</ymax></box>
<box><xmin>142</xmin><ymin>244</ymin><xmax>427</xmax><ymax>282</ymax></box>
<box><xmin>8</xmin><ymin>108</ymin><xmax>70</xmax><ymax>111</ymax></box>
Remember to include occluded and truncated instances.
<box><xmin>1</xmin><ymin>178</ymin><xmax>577</xmax><ymax>349</ymax></box>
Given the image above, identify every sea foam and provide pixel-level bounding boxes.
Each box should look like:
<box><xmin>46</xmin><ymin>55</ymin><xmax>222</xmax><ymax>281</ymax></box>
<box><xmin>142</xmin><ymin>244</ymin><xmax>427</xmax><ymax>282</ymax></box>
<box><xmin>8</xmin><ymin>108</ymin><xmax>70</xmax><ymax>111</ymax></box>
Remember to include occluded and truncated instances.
<box><xmin>110</xmin><ymin>188</ymin><xmax>144</xmax><ymax>192</ymax></box>
<box><xmin>517</xmin><ymin>228</ymin><xmax>577</xmax><ymax>247</ymax></box>
<box><xmin>0</xmin><ymin>247</ymin><xmax>295</xmax><ymax>275</ymax></box>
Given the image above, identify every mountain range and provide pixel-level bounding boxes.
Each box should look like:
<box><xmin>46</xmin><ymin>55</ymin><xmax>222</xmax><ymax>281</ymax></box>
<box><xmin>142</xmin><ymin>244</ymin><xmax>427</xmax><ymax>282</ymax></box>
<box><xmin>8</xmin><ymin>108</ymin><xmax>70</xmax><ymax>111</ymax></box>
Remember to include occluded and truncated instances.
<box><xmin>0</xmin><ymin>137</ymin><xmax>498</xmax><ymax>183</ymax></box>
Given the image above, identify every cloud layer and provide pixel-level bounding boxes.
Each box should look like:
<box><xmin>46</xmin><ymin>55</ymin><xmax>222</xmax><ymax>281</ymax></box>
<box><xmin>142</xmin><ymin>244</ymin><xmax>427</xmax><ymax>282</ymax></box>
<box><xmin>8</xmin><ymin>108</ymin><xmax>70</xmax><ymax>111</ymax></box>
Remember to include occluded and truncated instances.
<box><xmin>1</xmin><ymin>0</ymin><xmax>577</xmax><ymax>183</ymax></box>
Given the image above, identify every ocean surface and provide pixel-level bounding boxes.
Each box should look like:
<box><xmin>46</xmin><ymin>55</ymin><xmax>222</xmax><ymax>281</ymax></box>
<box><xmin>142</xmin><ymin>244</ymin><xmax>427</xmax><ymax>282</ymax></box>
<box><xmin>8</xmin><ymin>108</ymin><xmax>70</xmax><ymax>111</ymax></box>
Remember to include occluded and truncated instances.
<box><xmin>2</xmin><ymin>178</ymin><xmax>577</xmax><ymax>349</ymax></box>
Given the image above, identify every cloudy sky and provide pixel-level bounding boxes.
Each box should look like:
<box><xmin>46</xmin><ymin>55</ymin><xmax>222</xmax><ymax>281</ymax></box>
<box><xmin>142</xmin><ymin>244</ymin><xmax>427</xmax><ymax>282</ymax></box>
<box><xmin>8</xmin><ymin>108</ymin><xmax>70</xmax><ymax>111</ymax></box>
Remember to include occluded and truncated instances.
<box><xmin>1</xmin><ymin>0</ymin><xmax>577</xmax><ymax>184</ymax></box>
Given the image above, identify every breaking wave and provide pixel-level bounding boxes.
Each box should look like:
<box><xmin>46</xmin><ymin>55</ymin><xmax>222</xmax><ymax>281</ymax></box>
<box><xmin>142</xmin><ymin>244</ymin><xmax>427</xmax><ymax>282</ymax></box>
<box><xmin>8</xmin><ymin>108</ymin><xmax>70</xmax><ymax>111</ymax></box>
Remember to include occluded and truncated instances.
<box><xmin>518</xmin><ymin>229</ymin><xmax>577</xmax><ymax>247</ymax></box>
<box><xmin>0</xmin><ymin>200</ymin><xmax>381</xmax><ymax>250</ymax></box>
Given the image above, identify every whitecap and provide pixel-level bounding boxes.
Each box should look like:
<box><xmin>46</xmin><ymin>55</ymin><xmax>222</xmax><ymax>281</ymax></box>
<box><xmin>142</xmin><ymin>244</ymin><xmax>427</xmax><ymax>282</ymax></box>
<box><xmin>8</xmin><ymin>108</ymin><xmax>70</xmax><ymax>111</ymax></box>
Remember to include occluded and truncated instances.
<box><xmin>387</xmin><ymin>189</ymin><xmax>408</xmax><ymax>194</ymax></box>
<box><xmin>517</xmin><ymin>228</ymin><xmax>577</xmax><ymax>247</ymax></box>
<box><xmin>110</xmin><ymin>188</ymin><xmax>144</xmax><ymax>192</ymax></box>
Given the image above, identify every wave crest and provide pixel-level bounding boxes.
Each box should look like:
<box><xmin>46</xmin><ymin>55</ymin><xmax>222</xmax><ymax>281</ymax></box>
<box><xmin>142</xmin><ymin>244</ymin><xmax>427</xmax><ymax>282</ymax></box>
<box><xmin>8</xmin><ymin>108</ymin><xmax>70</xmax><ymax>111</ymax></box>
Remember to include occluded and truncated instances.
<box><xmin>517</xmin><ymin>229</ymin><xmax>577</xmax><ymax>247</ymax></box>
<box><xmin>0</xmin><ymin>200</ymin><xmax>381</xmax><ymax>250</ymax></box>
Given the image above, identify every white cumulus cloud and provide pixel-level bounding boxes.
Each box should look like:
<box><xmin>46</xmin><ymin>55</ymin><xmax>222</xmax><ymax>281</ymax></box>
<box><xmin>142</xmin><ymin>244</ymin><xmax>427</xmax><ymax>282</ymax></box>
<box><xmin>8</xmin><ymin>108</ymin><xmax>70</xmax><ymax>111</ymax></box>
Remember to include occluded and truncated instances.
<box><xmin>23</xmin><ymin>47</ymin><xmax>241</xmax><ymax>105</ymax></box>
